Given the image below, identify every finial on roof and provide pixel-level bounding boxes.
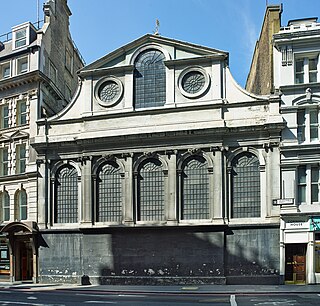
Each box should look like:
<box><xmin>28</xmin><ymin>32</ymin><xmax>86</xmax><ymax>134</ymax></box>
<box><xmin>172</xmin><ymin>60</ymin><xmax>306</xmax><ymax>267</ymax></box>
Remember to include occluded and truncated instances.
<box><xmin>154</xmin><ymin>19</ymin><xmax>160</xmax><ymax>35</ymax></box>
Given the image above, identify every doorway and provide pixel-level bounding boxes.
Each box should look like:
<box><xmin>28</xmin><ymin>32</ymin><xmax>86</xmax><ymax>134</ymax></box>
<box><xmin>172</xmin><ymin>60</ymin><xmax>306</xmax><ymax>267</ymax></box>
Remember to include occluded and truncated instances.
<box><xmin>15</xmin><ymin>240</ymin><xmax>33</xmax><ymax>281</ymax></box>
<box><xmin>285</xmin><ymin>244</ymin><xmax>306</xmax><ymax>284</ymax></box>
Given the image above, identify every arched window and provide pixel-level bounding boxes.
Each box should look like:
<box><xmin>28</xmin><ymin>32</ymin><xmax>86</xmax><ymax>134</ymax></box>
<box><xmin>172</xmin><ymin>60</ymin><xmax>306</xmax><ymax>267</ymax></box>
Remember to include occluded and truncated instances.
<box><xmin>134</xmin><ymin>49</ymin><xmax>166</xmax><ymax>109</ymax></box>
<box><xmin>54</xmin><ymin>165</ymin><xmax>78</xmax><ymax>223</ymax></box>
<box><xmin>137</xmin><ymin>158</ymin><xmax>164</xmax><ymax>221</ymax></box>
<box><xmin>181</xmin><ymin>156</ymin><xmax>209</xmax><ymax>220</ymax></box>
<box><xmin>231</xmin><ymin>152</ymin><xmax>261</xmax><ymax>218</ymax></box>
<box><xmin>97</xmin><ymin>162</ymin><xmax>122</xmax><ymax>222</ymax></box>
<box><xmin>0</xmin><ymin>191</ymin><xmax>10</xmax><ymax>221</ymax></box>
<box><xmin>15</xmin><ymin>189</ymin><xmax>27</xmax><ymax>220</ymax></box>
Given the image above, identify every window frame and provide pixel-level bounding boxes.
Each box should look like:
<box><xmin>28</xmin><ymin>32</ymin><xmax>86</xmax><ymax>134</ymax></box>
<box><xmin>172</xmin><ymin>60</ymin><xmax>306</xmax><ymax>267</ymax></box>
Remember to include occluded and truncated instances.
<box><xmin>16</xmin><ymin>100</ymin><xmax>27</xmax><ymax>126</ymax></box>
<box><xmin>53</xmin><ymin>164</ymin><xmax>79</xmax><ymax>224</ymax></box>
<box><xmin>297</xmin><ymin>164</ymin><xmax>320</xmax><ymax>205</ymax></box>
<box><xmin>15</xmin><ymin>189</ymin><xmax>27</xmax><ymax>221</ymax></box>
<box><xmin>294</xmin><ymin>54</ymin><xmax>319</xmax><ymax>84</ymax></box>
<box><xmin>0</xmin><ymin>62</ymin><xmax>11</xmax><ymax>80</ymax></box>
<box><xmin>13</xmin><ymin>27</ymin><xmax>27</xmax><ymax>49</ymax></box>
<box><xmin>230</xmin><ymin>152</ymin><xmax>261</xmax><ymax>219</ymax></box>
<box><xmin>297</xmin><ymin>105</ymin><xmax>320</xmax><ymax>143</ymax></box>
<box><xmin>16</xmin><ymin>56</ymin><xmax>28</xmax><ymax>75</ymax></box>
<box><xmin>0</xmin><ymin>191</ymin><xmax>10</xmax><ymax>222</ymax></box>
<box><xmin>0</xmin><ymin>103</ymin><xmax>9</xmax><ymax>129</ymax></box>
<box><xmin>0</xmin><ymin>147</ymin><xmax>9</xmax><ymax>177</ymax></box>
<box><xmin>15</xmin><ymin>143</ymin><xmax>26</xmax><ymax>174</ymax></box>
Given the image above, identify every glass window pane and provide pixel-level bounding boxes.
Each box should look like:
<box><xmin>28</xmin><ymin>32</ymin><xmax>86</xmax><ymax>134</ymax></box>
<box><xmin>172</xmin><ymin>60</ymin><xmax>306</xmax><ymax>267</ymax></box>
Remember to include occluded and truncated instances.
<box><xmin>55</xmin><ymin>166</ymin><xmax>78</xmax><ymax>223</ymax></box>
<box><xmin>137</xmin><ymin>158</ymin><xmax>164</xmax><ymax>221</ymax></box>
<box><xmin>181</xmin><ymin>156</ymin><xmax>209</xmax><ymax>220</ymax></box>
<box><xmin>134</xmin><ymin>50</ymin><xmax>166</xmax><ymax>109</ymax></box>
<box><xmin>298</xmin><ymin>185</ymin><xmax>306</xmax><ymax>203</ymax></box>
<box><xmin>298</xmin><ymin>166</ymin><xmax>307</xmax><ymax>184</ymax></box>
<box><xmin>231</xmin><ymin>153</ymin><xmax>260</xmax><ymax>218</ymax></box>
<box><xmin>312</xmin><ymin>184</ymin><xmax>319</xmax><ymax>203</ymax></box>
<box><xmin>97</xmin><ymin>162</ymin><xmax>122</xmax><ymax>222</ymax></box>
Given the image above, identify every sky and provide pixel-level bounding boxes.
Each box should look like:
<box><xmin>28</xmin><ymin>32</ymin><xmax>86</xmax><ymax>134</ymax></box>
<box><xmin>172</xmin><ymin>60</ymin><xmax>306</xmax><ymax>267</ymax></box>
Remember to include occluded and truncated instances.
<box><xmin>1</xmin><ymin>0</ymin><xmax>319</xmax><ymax>87</ymax></box>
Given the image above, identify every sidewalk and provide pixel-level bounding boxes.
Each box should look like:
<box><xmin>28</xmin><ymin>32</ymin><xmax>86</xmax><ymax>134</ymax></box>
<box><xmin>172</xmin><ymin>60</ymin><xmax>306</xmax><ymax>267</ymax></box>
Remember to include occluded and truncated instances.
<box><xmin>1</xmin><ymin>282</ymin><xmax>320</xmax><ymax>294</ymax></box>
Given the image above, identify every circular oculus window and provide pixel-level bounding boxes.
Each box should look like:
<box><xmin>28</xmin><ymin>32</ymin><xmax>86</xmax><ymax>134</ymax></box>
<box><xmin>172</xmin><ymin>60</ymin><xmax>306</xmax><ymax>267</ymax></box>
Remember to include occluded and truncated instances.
<box><xmin>95</xmin><ymin>77</ymin><xmax>123</xmax><ymax>107</ymax></box>
<box><xmin>179</xmin><ymin>67</ymin><xmax>210</xmax><ymax>98</ymax></box>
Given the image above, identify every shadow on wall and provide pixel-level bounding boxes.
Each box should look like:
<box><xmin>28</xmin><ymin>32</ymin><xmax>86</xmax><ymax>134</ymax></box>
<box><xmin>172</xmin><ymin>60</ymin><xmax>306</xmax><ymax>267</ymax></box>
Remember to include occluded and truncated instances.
<box><xmin>92</xmin><ymin>226</ymin><xmax>279</xmax><ymax>285</ymax></box>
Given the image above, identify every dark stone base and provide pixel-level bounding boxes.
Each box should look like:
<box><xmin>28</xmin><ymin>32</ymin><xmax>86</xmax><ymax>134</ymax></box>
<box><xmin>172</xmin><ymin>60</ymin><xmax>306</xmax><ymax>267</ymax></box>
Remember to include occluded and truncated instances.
<box><xmin>97</xmin><ymin>276</ymin><xmax>226</xmax><ymax>285</ymax></box>
<box><xmin>226</xmin><ymin>275</ymin><xmax>280</xmax><ymax>285</ymax></box>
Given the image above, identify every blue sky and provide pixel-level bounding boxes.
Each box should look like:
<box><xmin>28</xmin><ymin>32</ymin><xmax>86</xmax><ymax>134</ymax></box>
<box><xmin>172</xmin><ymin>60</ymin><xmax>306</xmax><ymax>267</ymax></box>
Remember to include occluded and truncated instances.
<box><xmin>1</xmin><ymin>0</ymin><xmax>319</xmax><ymax>86</ymax></box>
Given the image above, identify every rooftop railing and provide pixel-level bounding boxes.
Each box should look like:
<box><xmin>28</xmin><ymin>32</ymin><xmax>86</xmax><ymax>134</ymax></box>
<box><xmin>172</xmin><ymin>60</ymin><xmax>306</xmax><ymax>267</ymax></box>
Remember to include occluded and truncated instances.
<box><xmin>280</xmin><ymin>22</ymin><xmax>320</xmax><ymax>33</ymax></box>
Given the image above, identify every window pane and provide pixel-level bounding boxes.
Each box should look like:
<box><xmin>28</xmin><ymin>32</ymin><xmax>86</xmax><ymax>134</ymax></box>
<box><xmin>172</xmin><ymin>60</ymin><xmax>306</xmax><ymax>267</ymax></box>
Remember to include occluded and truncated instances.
<box><xmin>17</xmin><ymin>101</ymin><xmax>27</xmax><ymax>126</ymax></box>
<box><xmin>138</xmin><ymin>159</ymin><xmax>164</xmax><ymax>221</ymax></box>
<box><xmin>15</xmin><ymin>29</ymin><xmax>26</xmax><ymax>48</ymax></box>
<box><xmin>134</xmin><ymin>50</ymin><xmax>166</xmax><ymax>109</ymax></box>
<box><xmin>181</xmin><ymin>156</ymin><xmax>209</xmax><ymax>220</ymax></box>
<box><xmin>16</xmin><ymin>144</ymin><xmax>26</xmax><ymax>174</ymax></box>
<box><xmin>298</xmin><ymin>166</ymin><xmax>306</xmax><ymax>204</ymax></box>
<box><xmin>295</xmin><ymin>60</ymin><xmax>304</xmax><ymax>84</ymax></box>
<box><xmin>55</xmin><ymin>166</ymin><xmax>78</xmax><ymax>223</ymax></box>
<box><xmin>297</xmin><ymin>110</ymin><xmax>306</xmax><ymax>142</ymax></box>
<box><xmin>232</xmin><ymin>153</ymin><xmax>260</xmax><ymax>218</ymax></box>
<box><xmin>97</xmin><ymin>163</ymin><xmax>122</xmax><ymax>222</ymax></box>
<box><xmin>0</xmin><ymin>148</ymin><xmax>9</xmax><ymax>176</ymax></box>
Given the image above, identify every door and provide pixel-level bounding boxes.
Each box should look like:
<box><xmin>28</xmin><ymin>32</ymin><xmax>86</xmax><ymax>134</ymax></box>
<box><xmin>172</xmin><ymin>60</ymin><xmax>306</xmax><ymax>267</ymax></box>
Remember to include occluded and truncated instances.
<box><xmin>285</xmin><ymin>244</ymin><xmax>306</xmax><ymax>284</ymax></box>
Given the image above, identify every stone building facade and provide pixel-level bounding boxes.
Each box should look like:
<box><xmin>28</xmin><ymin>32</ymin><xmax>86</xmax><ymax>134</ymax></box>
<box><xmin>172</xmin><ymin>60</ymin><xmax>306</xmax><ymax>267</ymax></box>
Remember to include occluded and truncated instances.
<box><xmin>0</xmin><ymin>0</ymin><xmax>83</xmax><ymax>282</ymax></box>
<box><xmin>32</xmin><ymin>34</ymin><xmax>284</xmax><ymax>285</ymax></box>
<box><xmin>246</xmin><ymin>4</ymin><xmax>320</xmax><ymax>285</ymax></box>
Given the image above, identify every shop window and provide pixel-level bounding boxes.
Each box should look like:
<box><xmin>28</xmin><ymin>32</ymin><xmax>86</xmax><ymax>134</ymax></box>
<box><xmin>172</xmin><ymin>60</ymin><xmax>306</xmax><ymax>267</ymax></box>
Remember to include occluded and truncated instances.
<box><xmin>16</xmin><ymin>143</ymin><xmax>26</xmax><ymax>174</ymax></box>
<box><xmin>315</xmin><ymin>241</ymin><xmax>320</xmax><ymax>273</ymax></box>
<box><xmin>136</xmin><ymin>158</ymin><xmax>164</xmax><ymax>221</ymax></box>
<box><xmin>0</xmin><ymin>104</ymin><xmax>9</xmax><ymax>129</ymax></box>
<box><xmin>54</xmin><ymin>165</ymin><xmax>78</xmax><ymax>223</ymax></box>
<box><xmin>181</xmin><ymin>156</ymin><xmax>209</xmax><ymax>220</ymax></box>
<box><xmin>297</xmin><ymin>107</ymin><xmax>320</xmax><ymax>143</ymax></box>
<box><xmin>97</xmin><ymin>162</ymin><xmax>122</xmax><ymax>222</ymax></box>
<box><xmin>17</xmin><ymin>57</ymin><xmax>28</xmax><ymax>75</ymax></box>
<box><xmin>295</xmin><ymin>56</ymin><xmax>319</xmax><ymax>84</ymax></box>
<box><xmin>231</xmin><ymin>152</ymin><xmax>261</xmax><ymax>218</ymax></box>
<box><xmin>0</xmin><ymin>147</ymin><xmax>9</xmax><ymax>176</ymax></box>
<box><xmin>16</xmin><ymin>100</ymin><xmax>27</xmax><ymax>126</ymax></box>
<box><xmin>133</xmin><ymin>49</ymin><xmax>166</xmax><ymax>109</ymax></box>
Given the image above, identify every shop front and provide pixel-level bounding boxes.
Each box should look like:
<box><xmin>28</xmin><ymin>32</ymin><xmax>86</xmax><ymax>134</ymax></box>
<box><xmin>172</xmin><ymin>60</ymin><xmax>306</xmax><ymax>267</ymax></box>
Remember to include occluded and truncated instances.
<box><xmin>0</xmin><ymin>221</ymin><xmax>39</xmax><ymax>283</ymax></box>
<box><xmin>280</xmin><ymin>214</ymin><xmax>320</xmax><ymax>284</ymax></box>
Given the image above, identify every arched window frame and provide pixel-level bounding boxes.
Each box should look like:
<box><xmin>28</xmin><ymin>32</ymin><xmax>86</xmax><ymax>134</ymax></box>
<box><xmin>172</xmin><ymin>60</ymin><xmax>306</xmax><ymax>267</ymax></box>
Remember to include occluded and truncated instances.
<box><xmin>177</xmin><ymin>151</ymin><xmax>213</xmax><ymax>222</ymax></box>
<box><xmin>130</xmin><ymin>44</ymin><xmax>171</xmax><ymax>110</ymax></box>
<box><xmin>92</xmin><ymin>157</ymin><xmax>125</xmax><ymax>224</ymax></box>
<box><xmin>51</xmin><ymin>161</ymin><xmax>81</xmax><ymax>225</ymax></box>
<box><xmin>0</xmin><ymin>191</ymin><xmax>10</xmax><ymax>222</ymax></box>
<box><xmin>133</xmin><ymin>154</ymin><xmax>168</xmax><ymax>223</ymax></box>
<box><xmin>14</xmin><ymin>188</ymin><xmax>27</xmax><ymax>221</ymax></box>
<box><xmin>227</xmin><ymin>149</ymin><xmax>263</xmax><ymax>219</ymax></box>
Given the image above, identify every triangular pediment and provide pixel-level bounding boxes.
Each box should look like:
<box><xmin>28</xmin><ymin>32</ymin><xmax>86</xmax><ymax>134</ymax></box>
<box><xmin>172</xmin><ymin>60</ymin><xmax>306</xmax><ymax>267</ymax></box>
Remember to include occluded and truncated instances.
<box><xmin>0</xmin><ymin>134</ymin><xmax>11</xmax><ymax>142</ymax></box>
<box><xmin>80</xmin><ymin>34</ymin><xmax>228</xmax><ymax>73</ymax></box>
<box><xmin>10</xmin><ymin>130</ymin><xmax>29</xmax><ymax>140</ymax></box>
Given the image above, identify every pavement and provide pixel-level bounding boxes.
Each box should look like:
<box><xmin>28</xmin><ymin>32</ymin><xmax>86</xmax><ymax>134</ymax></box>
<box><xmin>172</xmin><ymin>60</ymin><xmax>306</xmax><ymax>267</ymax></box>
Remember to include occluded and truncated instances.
<box><xmin>1</xmin><ymin>282</ymin><xmax>320</xmax><ymax>294</ymax></box>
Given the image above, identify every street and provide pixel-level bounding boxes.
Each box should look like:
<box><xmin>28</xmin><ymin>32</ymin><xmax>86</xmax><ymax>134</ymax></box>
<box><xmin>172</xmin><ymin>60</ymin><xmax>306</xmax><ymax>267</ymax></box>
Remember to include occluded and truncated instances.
<box><xmin>0</xmin><ymin>287</ymin><xmax>319</xmax><ymax>306</ymax></box>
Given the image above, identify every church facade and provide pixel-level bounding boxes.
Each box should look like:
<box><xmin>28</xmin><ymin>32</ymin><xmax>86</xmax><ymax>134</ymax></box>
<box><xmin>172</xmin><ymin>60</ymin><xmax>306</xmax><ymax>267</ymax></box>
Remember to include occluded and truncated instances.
<box><xmin>32</xmin><ymin>34</ymin><xmax>284</xmax><ymax>284</ymax></box>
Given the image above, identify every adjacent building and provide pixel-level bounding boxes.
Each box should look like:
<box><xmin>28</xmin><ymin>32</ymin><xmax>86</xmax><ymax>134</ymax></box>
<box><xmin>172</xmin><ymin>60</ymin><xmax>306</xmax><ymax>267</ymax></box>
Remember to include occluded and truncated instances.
<box><xmin>0</xmin><ymin>0</ymin><xmax>84</xmax><ymax>282</ymax></box>
<box><xmin>247</xmin><ymin>5</ymin><xmax>320</xmax><ymax>284</ymax></box>
<box><xmin>32</xmin><ymin>34</ymin><xmax>284</xmax><ymax>285</ymax></box>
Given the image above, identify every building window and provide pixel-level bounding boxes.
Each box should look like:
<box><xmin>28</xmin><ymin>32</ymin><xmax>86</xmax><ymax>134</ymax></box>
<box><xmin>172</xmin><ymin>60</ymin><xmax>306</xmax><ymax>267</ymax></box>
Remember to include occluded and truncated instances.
<box><xmin>0</xmin><ymin>147</ymin><xmax>9</xmax><ymax>176</ymax></box>
<box><xmin>134</xmin><ymin>49</ymin><xmax>166</xmax><ymax>109</ymax></box>
<box><xmin>16</xmin><ymin>100</ymin><xmax>27</xmax><ymax>126</ymax></box>
<box><xmin>65</xmin><ymin>85</ymin><xmax>72</xmax><ymax>102</ymax></box>
<box><xmin>297</xmin><ymin>107</ymin><xmax>319</xmax><ymax>143</ymax></box>
<box><xmin>231</xmin><ymin>152</ymin><xmax>261</xmax><ymax>218</ymax></box>
<box><xmin>295</xmin><ymin>56</ymin><xmax>319</xmax><ymax>84</ymax></box>
<box><xmin>181</xmin><ymin>156</ymin><xmax>209</xmax><ymax>220</ymax></box>
<box><xmin>0</xmin><ymin>191</ymin><xmax>10</xmax><ymax>222</ymax></box>
<box><xmin>14</xmin><ymin>28</ymin><xmax>27</xmax><ymax>49</ymax></box>
<box><xmin>0</xmin><ymin>62</ymin><xmax>11</xmax><ymax>80</ymax></box>
<box><xmin>136</xmin><ymin>158</ymin><xmax>164</xmax><ymax>221</ymax></box>
<box><xmin>49</xmin><ymin>60</ymin><xmax>57</xmax><ymax>84</ymax></box>
<box><xmin>17</xmin><ymin>57</ymin><xmax>28</xmax><ymax>75</ymax></box>
<box><xmin>65</xmin><ymin>49</ymin><xmax>73</xmax><ymax>73</ymax></box>
<box><xmin>54</xmin><ymin>165</ymin><xmax>78</xmax><ymax>223</ymax></box>
<box><xmin>16</xmin><ymin>143</ymin><xmax>26</xmax><ymax>174</ymax></box>
<box><xmin>0</xmin><ymin>104</ymin><xmax>9</xmax><ymax>129</ymax></box>
<box><xmin>97</xmin><ymin>162</ymin><xmax>122</xmax><ymax>222</ymax></box>
<box><xmin>298</xmin><ymin>165</ymin><xmax>320</xmax><ymax>205</ymax></box>
<box><xmin>15</xmin><ymin>189</ymin><xmax>27</xmax><ymax>221</ymax></box>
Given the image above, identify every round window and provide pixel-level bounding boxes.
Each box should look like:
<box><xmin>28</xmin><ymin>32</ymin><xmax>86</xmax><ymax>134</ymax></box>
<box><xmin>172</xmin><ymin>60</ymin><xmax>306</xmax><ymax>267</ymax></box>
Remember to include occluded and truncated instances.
<box><xmin>95</xmin><ymin>77</ymin><xmax>123</xmax><ymax>107</ymax></box>
<box><xmin>178</xmin><ymin>67</ymin><xmax>210</xmax><ymax>98</ymax></box>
